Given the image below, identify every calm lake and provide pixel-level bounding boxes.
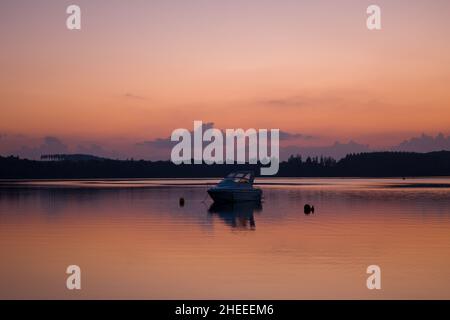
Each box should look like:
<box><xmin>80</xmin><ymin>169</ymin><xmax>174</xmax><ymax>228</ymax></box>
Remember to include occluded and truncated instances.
<box><xmin>1</xmin><ymin>178</ymin><xmax>450</xmax><ymax>299</ymax></box>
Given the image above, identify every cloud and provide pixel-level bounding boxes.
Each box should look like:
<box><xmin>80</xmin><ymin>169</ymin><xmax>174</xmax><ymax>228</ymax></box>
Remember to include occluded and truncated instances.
<box><xmin>260</xmin><ymin>97</ymin><xmax>307</xmax><ymax>108</ymax></box>
<box><xmin>392</xmin><ymin>133</ymin><xmax>450</xmax><ymax>152</ymax></box>
<box><xmin>135</xmin><ymin>124</ymin><xmax>317</xmax><ymax>161</ymax></box>
<box><xmin>259</xmin><ymin>92</ymin><xmax>341</xmax><ymax>109</ymax></box>
<box><xmin>258</xmin><ymin>89</ymin><xmax>379</xmax><ymax>111</ymax></box>
<box><xmin>279</xmin><ymin>131</ymin><xmax>314</xmax><ymax>141</ymax></box>
<box><xmin>40</xmin><ymin>136</ymin><xmax>69</xmax><ymax>154</ymax></box>
<box><xmin>279</xmin><ymin>133</ymin><xmax>450</xmax><ymax>160</ymax></box>
<box><xmin>137</xmin><ymin>124</ymin><xmax>312</xmax><ymax>148</ymax></box>
<box><xmin>124</xmin><ymin>93</ymin><xmax>146</xmax><ymax>100</ymax></box>
<box><xmin>13</xmin><ymin>136</ymin><xmax>69</xmax><ymax>159</ymax></box>
<box><xmin>4</xmin><ymin>130</ymin><xmax>449</xmax><ymax>162</ymax></box>
<box><xmin>137</xmin><ymin>137</ymin><xmax>174</xmax><ymax>149</ymax></box>
<box><xmin>137</xmin><ymin>122</ymin><xmax>215</xmax><ymax>149</ymax></box>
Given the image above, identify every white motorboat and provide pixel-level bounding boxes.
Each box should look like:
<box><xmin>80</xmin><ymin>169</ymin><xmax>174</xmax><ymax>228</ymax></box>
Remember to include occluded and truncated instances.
<box><xmin>207</xmin><ymin>171</ymin><xmax>262</xmax><ymax>203</ymax></box>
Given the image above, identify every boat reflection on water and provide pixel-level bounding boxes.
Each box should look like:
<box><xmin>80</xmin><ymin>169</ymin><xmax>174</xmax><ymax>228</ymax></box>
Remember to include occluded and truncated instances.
<box><xmin>208</xmin><ymin>201</ymin><xmax>262</xmax><ymax>230</ymax></box>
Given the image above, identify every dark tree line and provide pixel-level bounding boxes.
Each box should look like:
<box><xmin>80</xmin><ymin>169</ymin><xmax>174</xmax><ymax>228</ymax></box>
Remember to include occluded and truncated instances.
<box><xmin>1</xmin><ymin>151</ymin><xmax>450</xmax><ymax>179</ymax></box>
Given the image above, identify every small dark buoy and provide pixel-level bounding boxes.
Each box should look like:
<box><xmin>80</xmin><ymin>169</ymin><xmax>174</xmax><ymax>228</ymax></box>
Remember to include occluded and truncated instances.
<box><xmin>179</xmin><ymin>197</ymin><xmax>185</xmax><ymax>207</ymax></box>
<box><xmin>304</xmin><ymin>204</ymin><xmax>311</xmax><ymax>214</ymax></box>
<box><xmin>311</xmin><ymin>205</ymin><xmax>315</xmax><ymax>214</ymax></box>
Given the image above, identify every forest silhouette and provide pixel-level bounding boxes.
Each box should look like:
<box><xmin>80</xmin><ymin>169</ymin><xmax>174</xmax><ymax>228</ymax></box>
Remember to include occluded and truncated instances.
<box><xmin>1</xmin><ymin>151</ymin><xmax>450</xmax><ymax>179</ymax></box>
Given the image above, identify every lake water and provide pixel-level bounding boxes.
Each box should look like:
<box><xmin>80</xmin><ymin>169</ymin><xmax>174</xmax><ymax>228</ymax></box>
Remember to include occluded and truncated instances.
<box><xmin>1</xmin><ymin>178</ymin><xmax>450</xmax><ymax>299</ymax></box>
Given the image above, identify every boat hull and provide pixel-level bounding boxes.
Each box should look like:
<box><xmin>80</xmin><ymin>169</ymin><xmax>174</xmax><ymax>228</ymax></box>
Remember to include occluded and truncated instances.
<box><xmin>207</xmin><ymin>188</ymin><xmax>262</xmax><ymax>203</ymax></box>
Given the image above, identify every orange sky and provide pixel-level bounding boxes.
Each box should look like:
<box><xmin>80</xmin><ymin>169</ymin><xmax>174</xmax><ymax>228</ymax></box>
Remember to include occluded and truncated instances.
<box><xmin>1</xmin><ymin>0</ymin><xmax>450</xmax><ymax>158</ymax></box>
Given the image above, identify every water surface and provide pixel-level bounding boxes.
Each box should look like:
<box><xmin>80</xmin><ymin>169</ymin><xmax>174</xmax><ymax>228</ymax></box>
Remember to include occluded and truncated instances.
<box><xmin>1</xmin><ymin>178</ymin><xmax>450</xmax><ymax>299</ymax></box>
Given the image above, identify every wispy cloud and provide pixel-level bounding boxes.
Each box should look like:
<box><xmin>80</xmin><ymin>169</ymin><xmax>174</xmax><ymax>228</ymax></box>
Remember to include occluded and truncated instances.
<box><xmin>258</xmin><ymin>90</ymin><xmax>375</xmax><ymax>110</ymax></box>
<box><xmin>137</xmin><ymin>123</ymin><xmax>313</xmax><ymax>149</ymax></box>
<box><xmin>123</xmin><ymin>93</ymin><xmax>146</xmax><ymax>100</ymax></box>
<box><xmin>261</xmin><ymin>97</ymin><xmax>307</xmax><ymax>108</ymax></box>
<box><xmin>279</xmin><ymin>130</ymin><xmax>314</xmax><ymax>141</ymax></box>
<box><xmin>137</xmin><ymin>122</ymin><xmax>215</xmax><ymax>149</ymax></box>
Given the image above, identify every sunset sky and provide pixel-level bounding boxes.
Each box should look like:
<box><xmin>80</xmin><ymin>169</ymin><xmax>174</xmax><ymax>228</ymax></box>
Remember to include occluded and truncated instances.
<box><xmin>1</xmin><ymin>0</ymin><xmax>450</xmax><ymax>159</ymax></box>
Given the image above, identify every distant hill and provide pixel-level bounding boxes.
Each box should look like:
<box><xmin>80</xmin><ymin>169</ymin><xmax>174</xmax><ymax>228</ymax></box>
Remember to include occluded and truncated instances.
<box><xmin>1</xmin><ymin>151</ymin><xmax>450</xmax><ymax>179</ymax></box>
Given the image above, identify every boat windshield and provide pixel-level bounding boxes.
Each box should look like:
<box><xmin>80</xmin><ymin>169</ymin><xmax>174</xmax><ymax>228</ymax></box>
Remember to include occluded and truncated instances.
<box><xmin>226</xmin><ymin>172</ymin><xmax>252</xmax><ymax>184</ymax></box>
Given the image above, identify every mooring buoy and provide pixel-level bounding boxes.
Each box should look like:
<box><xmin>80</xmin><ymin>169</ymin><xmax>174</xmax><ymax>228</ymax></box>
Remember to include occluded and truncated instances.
<box><xmin>304</xmin><ymin>204</ymin><xmax>312</xmax><ymax>214</ymax></box>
